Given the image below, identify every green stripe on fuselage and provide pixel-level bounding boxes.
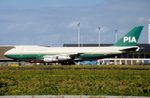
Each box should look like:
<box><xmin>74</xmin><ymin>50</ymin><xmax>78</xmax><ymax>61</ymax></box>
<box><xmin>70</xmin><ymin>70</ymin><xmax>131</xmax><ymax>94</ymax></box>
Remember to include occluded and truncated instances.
<box><xmin>5</xmin><ymin>54</ymin><xmax>47</xmax><ymax>60</ymax></box>
<box><xmin>5</xmin><ymin>53</ymin><xmax>109</xmax><ymax>61</ymax></box>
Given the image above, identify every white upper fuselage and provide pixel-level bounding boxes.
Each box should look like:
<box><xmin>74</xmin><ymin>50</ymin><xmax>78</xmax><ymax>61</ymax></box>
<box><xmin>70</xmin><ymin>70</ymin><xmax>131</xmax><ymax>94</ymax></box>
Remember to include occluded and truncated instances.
<box><xmin>4</xmin><ymin>45</ymin><xmax>137</xmax><ymax>55</ymax></box>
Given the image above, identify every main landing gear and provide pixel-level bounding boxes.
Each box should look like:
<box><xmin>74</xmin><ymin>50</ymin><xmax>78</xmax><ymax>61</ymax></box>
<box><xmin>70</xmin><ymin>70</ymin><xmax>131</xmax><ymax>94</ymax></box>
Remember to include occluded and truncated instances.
<box><xmin>60</xmin><ymin>61</ymin><xmax>75</xmax><ymax>65</ymax></box>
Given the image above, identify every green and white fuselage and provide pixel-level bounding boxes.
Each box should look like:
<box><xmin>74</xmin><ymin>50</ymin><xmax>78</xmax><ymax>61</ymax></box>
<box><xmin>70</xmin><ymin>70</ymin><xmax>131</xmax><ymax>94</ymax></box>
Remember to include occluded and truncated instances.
<box><xmin>4</xmin><ymin>26</ymin><xmax>143</xmax><ymax>64</ymax></box>
<box><xmin>4</xmin><ymin>46</ymin><xmax>138</xmax><ymax>61</ymax></box>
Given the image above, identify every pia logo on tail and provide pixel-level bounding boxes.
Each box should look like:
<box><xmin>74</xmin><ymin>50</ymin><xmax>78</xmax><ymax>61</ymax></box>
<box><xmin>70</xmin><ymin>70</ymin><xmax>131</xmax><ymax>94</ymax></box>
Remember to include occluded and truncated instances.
<box><xmin>123</xmin><ymin>36</ymin><xmax>136</xmax><ymax>43</ymax></box>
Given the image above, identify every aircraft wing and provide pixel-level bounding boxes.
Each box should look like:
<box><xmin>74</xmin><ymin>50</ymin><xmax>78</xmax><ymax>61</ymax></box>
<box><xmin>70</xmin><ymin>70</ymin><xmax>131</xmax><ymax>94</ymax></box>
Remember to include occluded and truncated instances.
<box><xmin>42</xmin><ymin>53</ymin><xmax>82</xmax><ymax>62</ymax></box>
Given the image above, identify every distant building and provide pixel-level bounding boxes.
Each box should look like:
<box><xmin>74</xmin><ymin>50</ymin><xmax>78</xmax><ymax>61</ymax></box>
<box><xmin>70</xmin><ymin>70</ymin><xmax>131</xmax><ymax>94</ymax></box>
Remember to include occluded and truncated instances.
<box><xmin>0</xmin><ymin>46</ymin><xmax>14</xmax><ymax>60</ymax></box>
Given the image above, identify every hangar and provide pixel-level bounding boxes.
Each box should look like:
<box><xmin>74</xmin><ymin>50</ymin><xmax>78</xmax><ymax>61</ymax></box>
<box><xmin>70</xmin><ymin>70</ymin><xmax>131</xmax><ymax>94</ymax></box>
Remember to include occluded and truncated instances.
<box><xmin>0</xmin><ymin>46</ymin><xmax>14</xmax><ymax>61</ymax></box>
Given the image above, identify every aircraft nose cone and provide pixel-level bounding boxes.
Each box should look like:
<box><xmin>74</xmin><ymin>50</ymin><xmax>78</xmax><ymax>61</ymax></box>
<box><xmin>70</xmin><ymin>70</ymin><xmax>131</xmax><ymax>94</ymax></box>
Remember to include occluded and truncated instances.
<box><xmin>4</xmin><ymin>51</ymin><xmax>9</xmax><ymax>57</ymax></box>
<box><xmin>4</xmin><ymin>51</ymin><xmax>8</xmax><ymax>55</ymax></box>
<box><xmin>4</xmin><ymin>49</ymin><xmax>14</xmax><ymax>58</ymax></box>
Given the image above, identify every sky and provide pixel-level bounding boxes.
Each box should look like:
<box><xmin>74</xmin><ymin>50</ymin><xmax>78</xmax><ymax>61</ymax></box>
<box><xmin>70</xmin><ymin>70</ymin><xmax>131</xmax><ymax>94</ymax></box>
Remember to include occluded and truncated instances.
<box><xmin>0</xmin><ymin>0</ymin><xmax>150</xmax><ymax>46</ymax></box>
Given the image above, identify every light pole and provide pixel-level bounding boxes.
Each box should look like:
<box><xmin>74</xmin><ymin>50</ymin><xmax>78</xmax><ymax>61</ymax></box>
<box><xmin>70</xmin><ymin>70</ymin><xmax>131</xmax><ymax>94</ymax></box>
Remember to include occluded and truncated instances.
<box><xmin>115</xmin><ymin>29</ymin><xmax>118</xmax><ymax>42</ymax></box>
<box><xmin>115</xmin><ymin>29</ymin><xmax>118</xmax><ymax>65</ymax></box>
<box><xmin>148</xmin><ymin>19</ymin><xmax>150</xmax><ymax>44</ymax></box>
<box><xmin>98</xmin><ymin>27</ymin><xmax>101</xmax><ymax>47</ymax></box>
<box><xmin>77</xmin><ymin>22</ymin><xmax>80</xmax><ymax>47</ymax></box>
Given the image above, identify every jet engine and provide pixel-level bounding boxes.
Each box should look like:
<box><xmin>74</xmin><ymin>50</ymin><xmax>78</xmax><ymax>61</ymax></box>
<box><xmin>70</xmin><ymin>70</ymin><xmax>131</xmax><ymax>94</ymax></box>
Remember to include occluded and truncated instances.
<box><xmin>43</xmin><ymin>57</ymin><xmax>57</xmax><ymax>62</ymax></box>
<box><xmin>57</xmin><ymin>55</ymin><xmax>71</xmax><ymax>60</ymax></box>
<box><xmin>43</xmin><ymin>55</ymin><xmax>71</xmax><ymax>62</ymax></box>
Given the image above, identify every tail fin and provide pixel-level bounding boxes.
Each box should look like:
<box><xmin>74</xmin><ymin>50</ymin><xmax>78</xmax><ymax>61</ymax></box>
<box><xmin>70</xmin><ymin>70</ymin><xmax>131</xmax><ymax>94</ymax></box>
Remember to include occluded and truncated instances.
<box><xmin>114</xmin><ymin>26</ymin><xmax>144</xmax><ymax>46</ymax></box>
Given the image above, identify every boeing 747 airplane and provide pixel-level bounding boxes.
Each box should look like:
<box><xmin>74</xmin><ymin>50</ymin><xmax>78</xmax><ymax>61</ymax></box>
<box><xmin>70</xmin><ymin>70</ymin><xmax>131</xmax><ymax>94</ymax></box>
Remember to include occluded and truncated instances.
<box><xmin>4</xmin><ymin>26</ymin><xmax>143</xmax><ymax>65</ymax></box>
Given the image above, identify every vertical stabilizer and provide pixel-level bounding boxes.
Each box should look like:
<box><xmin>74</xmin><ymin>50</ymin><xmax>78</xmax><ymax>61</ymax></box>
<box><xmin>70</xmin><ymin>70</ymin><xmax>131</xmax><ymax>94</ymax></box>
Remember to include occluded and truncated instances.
<box><xmin>114</xmin><ymin>26</ymin><xmax>143</xmax><ymax>46</ymax></box>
